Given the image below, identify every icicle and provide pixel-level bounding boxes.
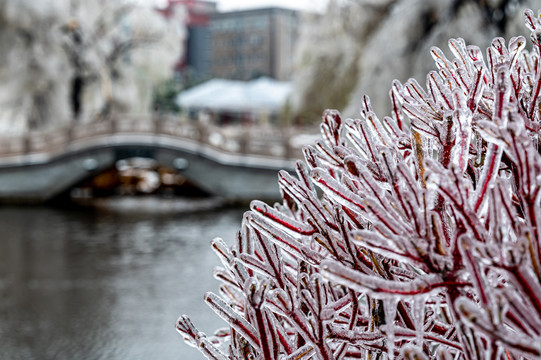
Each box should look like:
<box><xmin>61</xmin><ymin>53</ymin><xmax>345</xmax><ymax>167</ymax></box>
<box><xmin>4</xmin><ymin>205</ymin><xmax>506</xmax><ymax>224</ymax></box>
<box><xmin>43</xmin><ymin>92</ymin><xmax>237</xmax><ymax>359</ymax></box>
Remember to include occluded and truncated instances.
<box><xmin>411</xmin><ymin>295</ymin><xmax>428</xmax><ymax>346</ymax></box>
<box><xmin>449</xmin><ymin>109</ymin><xmax>472</xmax><ymax>175</ymax></box>
<box><xmin>473</xmin><ymin>142</ymin><xmax>503</xmax><ymax>213</ymax></box>
<box><xmin>383</xmin><ymin>297</ymin><xmax>398</xmax><ymax>360</ymax></box>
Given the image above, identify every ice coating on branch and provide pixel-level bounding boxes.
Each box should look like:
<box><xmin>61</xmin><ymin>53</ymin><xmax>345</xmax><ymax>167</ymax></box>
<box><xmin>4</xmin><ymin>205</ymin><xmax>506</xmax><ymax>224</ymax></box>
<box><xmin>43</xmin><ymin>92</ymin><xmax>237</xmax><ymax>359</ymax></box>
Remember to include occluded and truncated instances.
<box><xmin>178</xmin><ymin>9</ymin><xmax>541</xmax><ymax>360</ymax></box>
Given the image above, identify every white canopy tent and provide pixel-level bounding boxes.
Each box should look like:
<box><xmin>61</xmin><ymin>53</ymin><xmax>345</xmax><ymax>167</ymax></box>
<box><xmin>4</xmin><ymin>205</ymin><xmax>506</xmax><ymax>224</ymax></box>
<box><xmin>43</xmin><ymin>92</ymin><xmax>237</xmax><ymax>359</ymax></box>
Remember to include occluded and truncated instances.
<box><xmin>176</xmin><ymin>77</ymin><xmax>292</xmax><ymax>123</ymax></box>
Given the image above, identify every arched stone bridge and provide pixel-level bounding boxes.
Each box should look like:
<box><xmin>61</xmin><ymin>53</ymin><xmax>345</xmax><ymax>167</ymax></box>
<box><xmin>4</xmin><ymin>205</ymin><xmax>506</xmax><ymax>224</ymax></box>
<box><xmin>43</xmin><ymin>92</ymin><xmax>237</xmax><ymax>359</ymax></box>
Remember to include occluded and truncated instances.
<box><xmin>0</xmin><ymin>115</ymin><xmax>317</xmax><ymax>203</ymax></box>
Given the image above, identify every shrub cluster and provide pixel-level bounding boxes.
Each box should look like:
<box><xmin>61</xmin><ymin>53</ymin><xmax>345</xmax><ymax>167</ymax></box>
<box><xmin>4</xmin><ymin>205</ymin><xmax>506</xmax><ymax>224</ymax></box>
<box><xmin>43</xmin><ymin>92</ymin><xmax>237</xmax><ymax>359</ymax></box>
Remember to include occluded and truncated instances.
<box><xmin>178</xmin><ymin>9</ymin><xmax>541</xmax><ymax>360</ymax></box>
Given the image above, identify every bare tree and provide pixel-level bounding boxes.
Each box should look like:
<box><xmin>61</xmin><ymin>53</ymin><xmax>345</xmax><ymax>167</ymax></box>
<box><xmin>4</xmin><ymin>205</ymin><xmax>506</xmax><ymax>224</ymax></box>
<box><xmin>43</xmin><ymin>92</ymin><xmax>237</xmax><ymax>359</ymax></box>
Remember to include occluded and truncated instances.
<box><xmin>0</xmin><ymin>0</ymin><xmax>71</xmax><ymax>132</ymax></box>
<box><xmin>290</xmin><ymin>0</ymin><xmax>539</xmax><ymax>124</ymax></box>
<box><xmin>61</xmin><ymin>0</ymin><xmax>182</xmax><ymax>122</ymax></box>
<box><xmin>0</xmin><ymin>0</ymin><xmax>184</xmax><ymax>134</ymax></box>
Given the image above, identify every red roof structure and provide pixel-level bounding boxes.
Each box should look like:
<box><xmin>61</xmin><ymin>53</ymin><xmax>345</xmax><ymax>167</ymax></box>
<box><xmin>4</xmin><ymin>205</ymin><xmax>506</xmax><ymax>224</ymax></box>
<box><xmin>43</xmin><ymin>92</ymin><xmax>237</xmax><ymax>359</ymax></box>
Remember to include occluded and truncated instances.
<box><xmin>157</xmin><ymin>0</ymin><xmax>217</xmax><ymax>72</ymax></box>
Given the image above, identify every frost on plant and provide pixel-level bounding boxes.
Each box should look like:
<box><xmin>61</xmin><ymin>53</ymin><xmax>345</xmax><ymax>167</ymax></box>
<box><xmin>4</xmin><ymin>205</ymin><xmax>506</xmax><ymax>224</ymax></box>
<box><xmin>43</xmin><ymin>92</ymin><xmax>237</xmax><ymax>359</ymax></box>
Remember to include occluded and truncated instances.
<box><xmin>177</xmin><ymin>9</ymin><xmax>541</xmax><ymax>360</ymax></box>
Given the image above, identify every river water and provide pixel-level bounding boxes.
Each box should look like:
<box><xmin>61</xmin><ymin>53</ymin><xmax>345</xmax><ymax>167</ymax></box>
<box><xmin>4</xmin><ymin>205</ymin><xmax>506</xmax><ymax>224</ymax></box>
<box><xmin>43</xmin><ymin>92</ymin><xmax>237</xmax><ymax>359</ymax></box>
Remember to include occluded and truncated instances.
<box><xmin>0</xmin><ymin>200</ymin><xmax>248</xmax><ymax>360</ymax></box>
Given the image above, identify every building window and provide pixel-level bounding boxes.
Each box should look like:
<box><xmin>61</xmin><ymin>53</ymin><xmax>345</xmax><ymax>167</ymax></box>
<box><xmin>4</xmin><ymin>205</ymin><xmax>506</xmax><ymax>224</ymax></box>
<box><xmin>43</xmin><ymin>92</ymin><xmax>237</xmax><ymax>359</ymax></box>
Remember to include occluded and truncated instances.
<box><xmin>248</xmin><ymin>34</ymin><xmax>263</xmax><ymax>46</ymax></box>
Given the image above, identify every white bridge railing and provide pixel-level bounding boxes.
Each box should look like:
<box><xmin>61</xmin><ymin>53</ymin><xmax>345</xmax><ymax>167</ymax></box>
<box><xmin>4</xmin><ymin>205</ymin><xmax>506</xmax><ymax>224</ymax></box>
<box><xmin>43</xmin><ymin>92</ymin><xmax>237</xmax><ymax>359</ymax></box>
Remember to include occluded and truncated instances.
<box><xmin>0</xmin><ymin>114</ymin><xmax>317</xmax><ymax>163</ymax></box>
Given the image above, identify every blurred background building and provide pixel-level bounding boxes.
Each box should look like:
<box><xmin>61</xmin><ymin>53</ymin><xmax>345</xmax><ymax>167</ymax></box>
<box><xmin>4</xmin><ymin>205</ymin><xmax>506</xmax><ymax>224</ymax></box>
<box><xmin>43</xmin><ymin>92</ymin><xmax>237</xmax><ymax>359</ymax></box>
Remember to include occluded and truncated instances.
<box><xmin>158</xmin><ymin>1</ymin><xmax>300</xmax><ymax>83</ymax></box>
<box><xmin>209</xmin><ymin>7</ymin><xmax>300</xmax><ymax>81</ymax></box>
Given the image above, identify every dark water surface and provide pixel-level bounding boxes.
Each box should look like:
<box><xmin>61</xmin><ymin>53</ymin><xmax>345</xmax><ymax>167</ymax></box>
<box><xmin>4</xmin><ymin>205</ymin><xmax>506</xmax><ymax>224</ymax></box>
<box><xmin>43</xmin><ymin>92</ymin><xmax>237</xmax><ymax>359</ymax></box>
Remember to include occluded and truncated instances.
<box><xmin>0</xmin><ymin>202</ymin><xmax>246</xmax><ymax>360</ymax></box>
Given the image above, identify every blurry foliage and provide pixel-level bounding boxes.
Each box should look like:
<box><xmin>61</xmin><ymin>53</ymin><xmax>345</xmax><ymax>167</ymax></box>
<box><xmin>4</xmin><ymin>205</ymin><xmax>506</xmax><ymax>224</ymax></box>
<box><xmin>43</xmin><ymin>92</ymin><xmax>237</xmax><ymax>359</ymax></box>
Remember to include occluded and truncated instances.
<box><xmin>178</xmin><ymin>8</ymin><xmax>541</xmax><ymax>360</ymax></box>
<box><xmin>152</xmin><ymin>79</ymin><xmax>181</xmax><ymax>113</ymax></box>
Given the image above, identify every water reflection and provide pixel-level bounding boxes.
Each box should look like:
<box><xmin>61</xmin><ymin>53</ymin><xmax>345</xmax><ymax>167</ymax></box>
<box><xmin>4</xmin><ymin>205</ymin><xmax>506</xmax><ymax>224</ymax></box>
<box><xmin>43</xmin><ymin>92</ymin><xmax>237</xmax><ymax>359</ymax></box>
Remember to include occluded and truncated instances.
<box><xmin>0</xmin><ymin>203</ymin><xmax>246</xmax><ymax>360</ymax></box>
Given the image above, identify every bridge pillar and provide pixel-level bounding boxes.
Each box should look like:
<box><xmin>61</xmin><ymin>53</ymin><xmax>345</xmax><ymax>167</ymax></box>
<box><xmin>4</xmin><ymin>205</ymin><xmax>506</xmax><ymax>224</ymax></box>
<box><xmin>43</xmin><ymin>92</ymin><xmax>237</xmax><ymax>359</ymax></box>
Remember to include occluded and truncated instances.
<box><xmin>0</xmin><ymin>149</ymin><xmax>115</xmax><ymax>203</ymax></box>
<box><xmin>156</xmin><ymin>149</ymin><xmax>285</xmax><ymax>203</ymax></box>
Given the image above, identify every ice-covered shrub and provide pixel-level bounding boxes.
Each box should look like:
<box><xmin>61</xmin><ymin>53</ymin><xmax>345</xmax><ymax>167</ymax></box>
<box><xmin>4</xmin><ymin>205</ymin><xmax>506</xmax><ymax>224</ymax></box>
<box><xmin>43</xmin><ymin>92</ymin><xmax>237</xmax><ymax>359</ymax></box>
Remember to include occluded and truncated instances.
<box><xmin>177</xmin><ymin>9</ymin><xmax>541</xmax><ymax>360</ymax></box>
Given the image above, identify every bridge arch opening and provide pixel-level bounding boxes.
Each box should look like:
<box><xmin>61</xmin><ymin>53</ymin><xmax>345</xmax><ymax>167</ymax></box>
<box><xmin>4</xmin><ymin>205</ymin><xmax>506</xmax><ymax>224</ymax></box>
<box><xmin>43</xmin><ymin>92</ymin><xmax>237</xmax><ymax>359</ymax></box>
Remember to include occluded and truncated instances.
<box><xmin>52</xmin><ymin>156</ymin><xmax>211</xmax><ymax>205</ymax></box>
